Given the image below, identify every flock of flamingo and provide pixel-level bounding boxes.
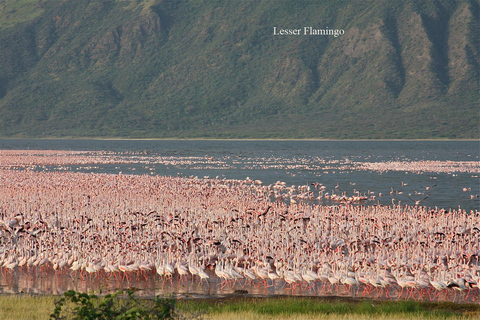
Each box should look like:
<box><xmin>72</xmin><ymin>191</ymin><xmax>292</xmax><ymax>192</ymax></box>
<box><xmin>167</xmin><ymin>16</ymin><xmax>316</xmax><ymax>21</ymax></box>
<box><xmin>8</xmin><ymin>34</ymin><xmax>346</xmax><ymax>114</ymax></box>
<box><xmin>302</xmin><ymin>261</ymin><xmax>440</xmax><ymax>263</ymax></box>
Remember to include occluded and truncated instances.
<box><xmin>0</xmin><ymin>150</ymin><xmax>479</xmax><ymax>302</ymax></box>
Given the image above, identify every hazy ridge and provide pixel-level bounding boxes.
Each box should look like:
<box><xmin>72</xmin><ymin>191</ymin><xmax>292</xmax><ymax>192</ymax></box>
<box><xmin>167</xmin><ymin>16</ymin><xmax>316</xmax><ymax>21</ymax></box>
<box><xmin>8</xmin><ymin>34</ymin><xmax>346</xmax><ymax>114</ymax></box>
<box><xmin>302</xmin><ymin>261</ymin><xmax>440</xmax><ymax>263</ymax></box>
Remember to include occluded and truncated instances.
<box><xmin>0</xmin><ymin>0</ymin><xmax>478</xmax><ymax>139</ymax></box>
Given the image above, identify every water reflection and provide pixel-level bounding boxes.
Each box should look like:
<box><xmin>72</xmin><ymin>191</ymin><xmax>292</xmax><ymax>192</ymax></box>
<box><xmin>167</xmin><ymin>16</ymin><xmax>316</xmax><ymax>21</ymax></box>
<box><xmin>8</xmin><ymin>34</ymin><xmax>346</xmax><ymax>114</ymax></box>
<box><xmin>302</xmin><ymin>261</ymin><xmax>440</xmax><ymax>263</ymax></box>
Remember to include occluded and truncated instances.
<box><xmin>1</xmin><ymin>268</ymin><xmax>478</xmax><ymax>303</ymax></box>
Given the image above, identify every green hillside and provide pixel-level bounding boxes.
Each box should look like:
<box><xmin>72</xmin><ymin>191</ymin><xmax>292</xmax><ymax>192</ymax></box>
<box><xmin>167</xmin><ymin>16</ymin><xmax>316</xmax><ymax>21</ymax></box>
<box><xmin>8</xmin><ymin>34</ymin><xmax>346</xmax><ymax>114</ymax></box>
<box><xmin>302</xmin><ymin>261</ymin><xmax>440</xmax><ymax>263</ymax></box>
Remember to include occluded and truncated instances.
<box><xmin>0</xmin><ymin>0</ymin><xmax>478</xmax><ymax>139</ymax></box>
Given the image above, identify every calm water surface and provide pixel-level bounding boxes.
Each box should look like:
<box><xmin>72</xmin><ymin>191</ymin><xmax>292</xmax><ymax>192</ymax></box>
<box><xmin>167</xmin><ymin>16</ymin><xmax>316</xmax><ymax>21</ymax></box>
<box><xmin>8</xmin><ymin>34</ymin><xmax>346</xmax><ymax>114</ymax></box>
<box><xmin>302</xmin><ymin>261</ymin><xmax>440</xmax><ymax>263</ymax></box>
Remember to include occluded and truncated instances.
<box><xmin>1</xmin><ymin>267</ymin><xmax>478</xmax><ymax>303</ymax></box>
<box><xmin>1</xmin><ymin>139</ymin><xmax>478</xmax><ymax>211</ymax></box>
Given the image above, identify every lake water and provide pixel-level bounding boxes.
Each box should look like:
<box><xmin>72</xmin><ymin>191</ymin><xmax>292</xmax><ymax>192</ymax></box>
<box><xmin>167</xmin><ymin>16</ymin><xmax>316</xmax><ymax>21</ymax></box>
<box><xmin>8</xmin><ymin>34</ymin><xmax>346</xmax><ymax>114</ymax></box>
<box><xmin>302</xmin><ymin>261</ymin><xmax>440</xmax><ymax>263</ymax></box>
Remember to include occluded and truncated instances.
<box><xmin>1</xmin><ymin>139</ymin><xmax>478</xmax><ymax>211</ymax></box>
<box><xmin>2</xmin><ymin>267</ymin><xmax>477</xmax><ymax>303</ymax></box>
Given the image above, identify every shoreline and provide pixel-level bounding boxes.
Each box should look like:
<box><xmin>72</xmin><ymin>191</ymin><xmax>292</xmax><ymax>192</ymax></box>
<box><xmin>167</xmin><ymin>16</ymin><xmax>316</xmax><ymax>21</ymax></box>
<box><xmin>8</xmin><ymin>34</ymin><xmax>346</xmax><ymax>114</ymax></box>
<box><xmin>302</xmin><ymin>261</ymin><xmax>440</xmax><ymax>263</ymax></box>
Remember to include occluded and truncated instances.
<box><xmin>1</xmin><ymin>291</ymin><xmax>479</xmax><ymax>304</ymax></box>
<box><xmin>1</xmin><ymin>137</ymin><xmax>479</xmax><ymax>141</ymax></box>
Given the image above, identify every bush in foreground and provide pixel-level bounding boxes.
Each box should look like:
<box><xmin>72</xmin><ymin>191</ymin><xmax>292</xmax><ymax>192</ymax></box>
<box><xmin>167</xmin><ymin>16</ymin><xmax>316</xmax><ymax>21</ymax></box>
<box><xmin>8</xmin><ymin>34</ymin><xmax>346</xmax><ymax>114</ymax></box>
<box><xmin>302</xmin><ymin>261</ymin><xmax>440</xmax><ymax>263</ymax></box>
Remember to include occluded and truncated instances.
<box><xmin>50</xmin><ymin>290</ymin><xmax>200</xmax><ymax>320</ymax></box>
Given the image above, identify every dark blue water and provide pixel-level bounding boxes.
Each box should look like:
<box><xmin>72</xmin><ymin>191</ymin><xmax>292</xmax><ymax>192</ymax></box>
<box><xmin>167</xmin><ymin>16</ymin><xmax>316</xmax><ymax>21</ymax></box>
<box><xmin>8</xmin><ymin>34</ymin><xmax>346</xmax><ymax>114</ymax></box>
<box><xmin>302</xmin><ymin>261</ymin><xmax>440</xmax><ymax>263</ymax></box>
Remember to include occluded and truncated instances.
<box><xmin>1</xmin><ymin>139</ymin><xmax>478</xmax><ymax>211</ymax></box>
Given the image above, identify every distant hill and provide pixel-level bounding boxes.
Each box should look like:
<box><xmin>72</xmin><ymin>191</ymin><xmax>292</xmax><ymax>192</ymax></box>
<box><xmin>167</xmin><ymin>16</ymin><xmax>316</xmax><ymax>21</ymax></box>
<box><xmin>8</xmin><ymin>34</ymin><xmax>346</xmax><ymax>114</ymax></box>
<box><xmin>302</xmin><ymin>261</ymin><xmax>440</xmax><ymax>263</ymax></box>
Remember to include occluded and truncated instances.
<box><xmin>0</xmin><ymin>0</ymin><xmax>478</xmax><ymax>139</ymax></box>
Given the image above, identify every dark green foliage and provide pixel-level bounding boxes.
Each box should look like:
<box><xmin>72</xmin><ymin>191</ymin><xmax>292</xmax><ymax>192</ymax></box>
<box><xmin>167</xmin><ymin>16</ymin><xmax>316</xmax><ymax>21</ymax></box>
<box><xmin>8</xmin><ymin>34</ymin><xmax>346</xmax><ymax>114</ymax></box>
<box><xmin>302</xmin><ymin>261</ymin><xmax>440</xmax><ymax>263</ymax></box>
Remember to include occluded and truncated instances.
<box><xmin>0</xmin><ymin>0</ymin><xmax>478</xmax><ymax>139</ymax></box>
<box><xmin>50</xmin><ymin>290</ymin><xmax>196</xmax><ymax>320</ymax></box>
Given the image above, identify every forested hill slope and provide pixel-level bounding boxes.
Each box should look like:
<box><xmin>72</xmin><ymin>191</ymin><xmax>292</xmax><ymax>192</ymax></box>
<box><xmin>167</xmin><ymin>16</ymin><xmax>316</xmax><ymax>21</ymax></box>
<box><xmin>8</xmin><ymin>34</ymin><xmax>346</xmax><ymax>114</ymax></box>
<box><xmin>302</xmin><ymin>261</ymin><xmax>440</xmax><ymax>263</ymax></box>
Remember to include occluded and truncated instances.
<box><xmin>0</xmin><ymin>0</ymin><xmax>478</xmax><ymax>139</ymax></box>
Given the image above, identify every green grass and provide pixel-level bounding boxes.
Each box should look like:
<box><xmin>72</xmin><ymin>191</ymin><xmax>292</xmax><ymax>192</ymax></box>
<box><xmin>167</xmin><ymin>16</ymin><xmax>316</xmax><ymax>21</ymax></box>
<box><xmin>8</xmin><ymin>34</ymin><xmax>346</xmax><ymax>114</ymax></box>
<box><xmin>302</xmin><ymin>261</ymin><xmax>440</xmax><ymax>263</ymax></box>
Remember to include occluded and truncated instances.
<box><xmin>0</xmin><ymin>0</ymin><xmax>44</xmax><ymax>30</ymax></box>
<box><xmin>0</xmin><ymin>295</ymin><xmax>56</xmax><ymax>320</ymax></box>
<box><xmin>182</xmin><ymin>298</ymin><xmax>480</xmax><ymax>319</ymax></box>
<box><xmin>0</xmin><ymin>294</ymin><xmax>479</xmax><ymax>320</ymax></box>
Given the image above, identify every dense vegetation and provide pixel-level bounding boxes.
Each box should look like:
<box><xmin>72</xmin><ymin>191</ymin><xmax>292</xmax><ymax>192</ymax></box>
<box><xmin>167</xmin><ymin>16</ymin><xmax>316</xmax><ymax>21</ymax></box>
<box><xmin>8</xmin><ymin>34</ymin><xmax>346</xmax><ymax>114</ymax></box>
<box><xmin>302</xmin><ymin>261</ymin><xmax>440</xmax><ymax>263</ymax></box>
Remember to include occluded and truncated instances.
<box><xmin>49</xmin><ymin>290</ymin><xmax>191</xmax><ymax>320</ymax></box>
<box><xmin>0</xmin><ymin>0</ymin><xmax>478</xmax><ymax>139</ymax></box>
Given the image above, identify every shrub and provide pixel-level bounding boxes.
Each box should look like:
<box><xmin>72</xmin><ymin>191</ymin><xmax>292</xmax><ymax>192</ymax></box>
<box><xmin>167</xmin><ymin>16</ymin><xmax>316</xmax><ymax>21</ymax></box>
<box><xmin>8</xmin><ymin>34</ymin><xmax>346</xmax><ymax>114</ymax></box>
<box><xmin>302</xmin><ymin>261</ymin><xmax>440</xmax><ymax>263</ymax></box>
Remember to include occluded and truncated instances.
<box><xmin>50</xmin><ymin>290</ymin><xmax>199</xmax><ymax>320</ymax></box>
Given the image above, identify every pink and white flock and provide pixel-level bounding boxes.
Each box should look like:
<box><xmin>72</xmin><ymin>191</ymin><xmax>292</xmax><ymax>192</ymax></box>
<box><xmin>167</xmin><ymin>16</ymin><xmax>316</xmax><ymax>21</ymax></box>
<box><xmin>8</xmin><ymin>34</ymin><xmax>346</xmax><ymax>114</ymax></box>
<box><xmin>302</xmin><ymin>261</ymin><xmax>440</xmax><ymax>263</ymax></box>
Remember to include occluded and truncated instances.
<box><xmin>0</xmin><ymin>150</ymin><xmax>479</xmax><ymax>301</ymax></box>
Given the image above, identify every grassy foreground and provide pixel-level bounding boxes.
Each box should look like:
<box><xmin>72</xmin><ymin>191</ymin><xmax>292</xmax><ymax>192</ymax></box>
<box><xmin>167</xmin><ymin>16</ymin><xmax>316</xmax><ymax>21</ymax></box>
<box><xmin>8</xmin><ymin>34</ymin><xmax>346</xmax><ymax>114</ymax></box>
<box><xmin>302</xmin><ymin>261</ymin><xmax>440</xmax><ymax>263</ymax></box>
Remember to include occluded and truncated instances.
<box><xmin>0</xmin><ymin>293</ymin><xmax>479</xmax><ymax>320</ymax></box>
